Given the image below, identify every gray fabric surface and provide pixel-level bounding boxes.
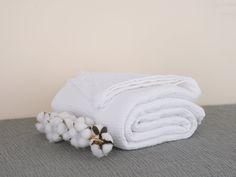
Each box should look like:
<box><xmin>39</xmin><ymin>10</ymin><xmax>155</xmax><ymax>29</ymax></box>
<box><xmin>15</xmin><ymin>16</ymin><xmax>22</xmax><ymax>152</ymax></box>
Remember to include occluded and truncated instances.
<box><xmin>0</xmin><ymin>105</ymin><xmax>236</xmax><ymax>177</ymax></box>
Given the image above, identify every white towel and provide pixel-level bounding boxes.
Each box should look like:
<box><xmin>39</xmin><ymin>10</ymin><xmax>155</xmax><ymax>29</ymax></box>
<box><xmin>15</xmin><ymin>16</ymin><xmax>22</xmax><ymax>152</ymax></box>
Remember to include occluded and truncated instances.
<box><xmin>52</xmin><ymin>72</ymin><xmax>205</xmax><ymax>150</ymax></box>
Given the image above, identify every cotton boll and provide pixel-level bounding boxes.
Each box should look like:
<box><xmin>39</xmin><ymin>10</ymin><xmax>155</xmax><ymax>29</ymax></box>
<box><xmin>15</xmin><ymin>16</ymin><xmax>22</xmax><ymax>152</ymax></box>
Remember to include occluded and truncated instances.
<box><xmin>36</xmin><ymin>112</ymin><xmax>45</xmax><ymax>122</ymax></box>
<box><xmin>74</xmin><ymin>117</ymin><xmax>87</xmax><ymax>131</ymax></box>
<box><xmin>51</xmin><ymin>133</ymin><xmax>62</xmax><ymax>142</ymax></box>
<box><xmin>46</xmin><ymin>133</ymin><xmax>57</xmax><ymax>143</ymax></box>
<box><xmin>74</xmin><ymin>122</ymin><xmax>87</xmax><ymax>132</ymax></box>
<box><xmin>91</xmin><ymin>144</ymin><xmax>104</xmax><ymax>158</ymax></box>
<box><xmin>45</xmin><ymin>123</ymin><xmax>52</xmax><ymax>133</ymax></box>
<box><xmin>46</xmin><ymin>133</ymin><xmax>52</xmax><ymax>141</ymax></box>
<box><xmin>70</xmin><ymin>132</ymin><xmax>90</xmax><ymax>148</ymax></box>
<box><xmin>35</xmin><ymin>123</ymin><xmax>45</xmax><ymax>133</ymax></box>
<box><xmin>80</xmin><ymin>128</ymin><xmax>92</xmax><ymax>139</ymax></box>
<box><xmin>46</xmin><ymin>133</ymin><xmax>61</xmax><ymax>142</ymax></box>
<box><xmin>90</xmin><ymin>125</ymin><xmax>113</xmax><ymax>157</ymax></box>
<box><xmin>44</xmin><ymin>113</ymin><xmax>50</xmax><ymax>120</ymax></box>
<box><xmin>50</xmin><ymin>117</ymin><xmax>62</xmax><ymax>126</ymax></box>
<box><xmin>68</xmin><ymin>128</ymin><xmax>77</xmax><ymax>137</ymax></box>
<box><xmin>62</xmin><ymin>132</ymin><xmax>71</xmax><ymax>141</ymax></box>
<box><xmin>56</xmin><ymin>123</ymin><xmax>67</xmax><ymax>135</ymax></box>
<box><xmin>52</xmin><ymin>122</ymin><xmax>58</xmax><ymax>129</ymax></box>
<box><xmin>70</xmin><ymin>137</ymin><xmax>80</xmax><ymax>148</ymax></box>
<box><xmin>51</xmin><ymin>124</ymin><xmax>58</xmax><ymax>133</ymax></box>
<box><xmin>35</xmin><ymin>111</ymin><xmax>114</xmax><ymax>158</ymax></box>
<box><xmin>101</xmin><ymin>133</ymin><xmax>113</xmax><ymax>156</ymax></box>
<box><xmin>50</xmin><ymin>112</ymin><xmax>59</xmax><ymax>118</ymax></box>
<box><xmin>85</xmin><ymin>117</ymin><xmax>94</xmax><ymax>126</ymax></box>
<box><xmin>75</xmin><ymin>117</ymin><xmax>86</xmax><ymax>126</ymax></box>
<box><xmin>42</xmin><ymin>114</ymin><xmax>50</xmax><ymax>124</ymax></box>
<box><xmin>102</xmin><ymin>144</ymin><xmax>113</xmax><ymax>156</ymax></box>
<box><xmin>75</xmin><ymin>117</ymin><xmax>83</xmax><ymax>123</ymax></box>
<box><xmin>59</xmin><ymin>112</ymin><xmax>72</xmax><ymax>119</ymax></box>
<box><xmin>101</xmin><ymin>133</ymin><xmax>113</xmax><ymax>143</ymax></box>
<box><xmin>69</xmin><ymin>114</ymin><xmax>77</xmax><ymax>121</ymax></box>
<box><xmin>42</xmin><ymin>118</ymin><xmax>49</xmax><ymax>125</ymax></box>
<box><xmin>63</xmin><ymin>118</ymin><xmax>74</xmax><ymax>129</ymax></box>
<box><xmin>77</xmin><ymin>117</ymin><xmax>85</xmax><ymax>123</ymax></box>
<box><xmin>77</xmin><ymin>138</ymin><xmax>90</xmax><ymax>148</ymax></box>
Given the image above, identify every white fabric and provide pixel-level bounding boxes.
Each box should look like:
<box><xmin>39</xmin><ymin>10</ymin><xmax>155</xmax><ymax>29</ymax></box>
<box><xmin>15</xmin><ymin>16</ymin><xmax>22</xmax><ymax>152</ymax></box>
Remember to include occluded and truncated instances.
<box><xmin>52</xmin><ymin>72</ymin><xmax>205</xmax><ymax>150</ymax></box>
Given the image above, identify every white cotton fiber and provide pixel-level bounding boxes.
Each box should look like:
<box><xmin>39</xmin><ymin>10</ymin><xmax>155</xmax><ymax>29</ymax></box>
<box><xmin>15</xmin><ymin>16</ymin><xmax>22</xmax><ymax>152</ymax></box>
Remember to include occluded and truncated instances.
<box><xmin>52</xmin><ymin>133</ymin><xmax>61</xmax><ymax>142</ymax></box>
<box><xmin>36</xmin><ymin>112</ymin><xmax>45</xmax><ymax>122</ymax></box>
<box><xmin>85</xmin><ymin>117</ymin><xmax>94</xmax><ymax>126</ymax></box>
<box><xmin>70</xmin><ymin>137</ymin><xmax>79</xmax><ymax>148</ymax></box>
<box><xmin>91</xmin><ymin>144</ymin><xmax>104</xmax><ymax>158</ymax></box>
<box><xmin>64</xmin><ymin>118</ymin><xmax>74</xmax><ymax>129</ymax></box>
<box><xmin>35</xmin><ymin>122</ymin><xmax>45</xmax><ymax>133</ymax></box>
<box><xmin>46</xmin><ymin>133</ymin><xmax>61</xmax><ymax>142</ymax></box>
<box><xmin>102</xmin><ymin>144</ymin><xmax>113</xmax><ymax>155</ymax></box>
<box><xmin>80</xmin><ymin>128</ymin><xmax>92</xmax><ymax>139</ymax></box>
<box><xmin>101</xmin><ymin>133</ymin><xmax>113</xmax><ymax>142</ymax></box>
<box><xmin>62</xmin><ymin>132</ymin><xmax>71</xmax><ymax>141</ymax></box>
<box><xmin>68</xmin><ymin>128</ymin><xmax>77</xmax><ymax>137</ymax></box>
<box><xmin>77</xmin><ymin>138</ymin><xmax>90</xmax><ymax>148</ymax></box>
<box><xmin>50</xmin><ymin>117</ymin><xmax>62</xmax><ymax>126</ymax></box>
<box><xmin>35</xmin><ymin>111</ymin><xmax>114</xmax><ymax>158</ymax></box>
<box><xmin>58</xmin><ymin>112</ymin><xmax>71</xmax><ymax>119</ymax></box>
<box><xmin>70</xmin><ymin>136</ymin><xmax>89</xmax><ymax>148</ymax></box>
<box><xmin>74</xmin><ymin>117</ymin><xmax>87</xmax><ymax>131</ymax></box>
<box><xmin>56</xmin><ymin>123</ymin><xmax>67</xmax><ymax>135</ymax></box>
<box><xmin>45</xmin><ymin>123</ymin><xmax>52</xmax><ymax>133</ymax></box>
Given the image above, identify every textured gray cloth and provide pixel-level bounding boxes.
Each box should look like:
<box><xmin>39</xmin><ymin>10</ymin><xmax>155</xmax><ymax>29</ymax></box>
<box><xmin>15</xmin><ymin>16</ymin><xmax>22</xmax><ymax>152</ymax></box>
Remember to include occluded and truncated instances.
<box><xmin>0</xmin><ymin>105</ymin><xmax>236</xmax><ymax>177</ymax></box>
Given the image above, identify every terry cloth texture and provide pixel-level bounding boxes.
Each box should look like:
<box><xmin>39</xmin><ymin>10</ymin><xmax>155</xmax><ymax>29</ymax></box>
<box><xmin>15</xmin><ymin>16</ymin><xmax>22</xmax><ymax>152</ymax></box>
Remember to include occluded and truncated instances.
<box><xmin>0</xmin><ymin>105</ymin><xmax>236</xmax><ymax>177</ymax></box>
<box><xmin>52</xmin><ymin>72</ymin><xmax>205</xmax><ymax>150</ymax></box>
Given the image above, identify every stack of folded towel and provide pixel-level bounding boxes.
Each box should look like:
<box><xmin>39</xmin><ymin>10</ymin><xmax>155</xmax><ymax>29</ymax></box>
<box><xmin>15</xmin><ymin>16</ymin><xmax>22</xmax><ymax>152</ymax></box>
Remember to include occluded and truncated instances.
<box><xmin>52</xmin><ymin>72</ymin><xmax>205</xmax><ymax>150</ymax></box>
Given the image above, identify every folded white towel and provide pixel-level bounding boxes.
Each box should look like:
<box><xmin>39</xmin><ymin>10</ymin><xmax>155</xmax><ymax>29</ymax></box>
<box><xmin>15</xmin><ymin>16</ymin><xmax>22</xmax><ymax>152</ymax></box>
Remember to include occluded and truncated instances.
<box><xmin>52</xmin><ymin>72</ymin><xmax>205</xmax><ymax>150</ymax></box>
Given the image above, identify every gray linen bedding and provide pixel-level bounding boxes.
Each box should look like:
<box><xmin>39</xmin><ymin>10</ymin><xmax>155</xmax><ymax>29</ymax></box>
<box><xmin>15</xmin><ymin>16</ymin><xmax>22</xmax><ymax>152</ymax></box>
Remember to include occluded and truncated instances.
<box><xmin>0</xmin><ymin>105</ymin><xmax>236</xmax><ymax>177</ymax></box>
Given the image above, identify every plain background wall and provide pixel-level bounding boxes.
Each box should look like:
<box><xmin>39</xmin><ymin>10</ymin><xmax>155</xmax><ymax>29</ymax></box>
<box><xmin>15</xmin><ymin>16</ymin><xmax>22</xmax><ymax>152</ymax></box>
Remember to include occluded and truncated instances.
<box><xmin>0</xmin><ymin>0</ymin><xmax>236</xmax><ymax>119</ymax></box>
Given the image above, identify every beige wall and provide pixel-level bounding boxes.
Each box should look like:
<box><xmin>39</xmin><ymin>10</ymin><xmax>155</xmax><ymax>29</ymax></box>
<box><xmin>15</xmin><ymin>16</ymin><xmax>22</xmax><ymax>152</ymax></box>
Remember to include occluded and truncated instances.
<box><xmin>0</xmin><ymin>0</ymin><xmax>236</xmax><ymax>119</ymax></box>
